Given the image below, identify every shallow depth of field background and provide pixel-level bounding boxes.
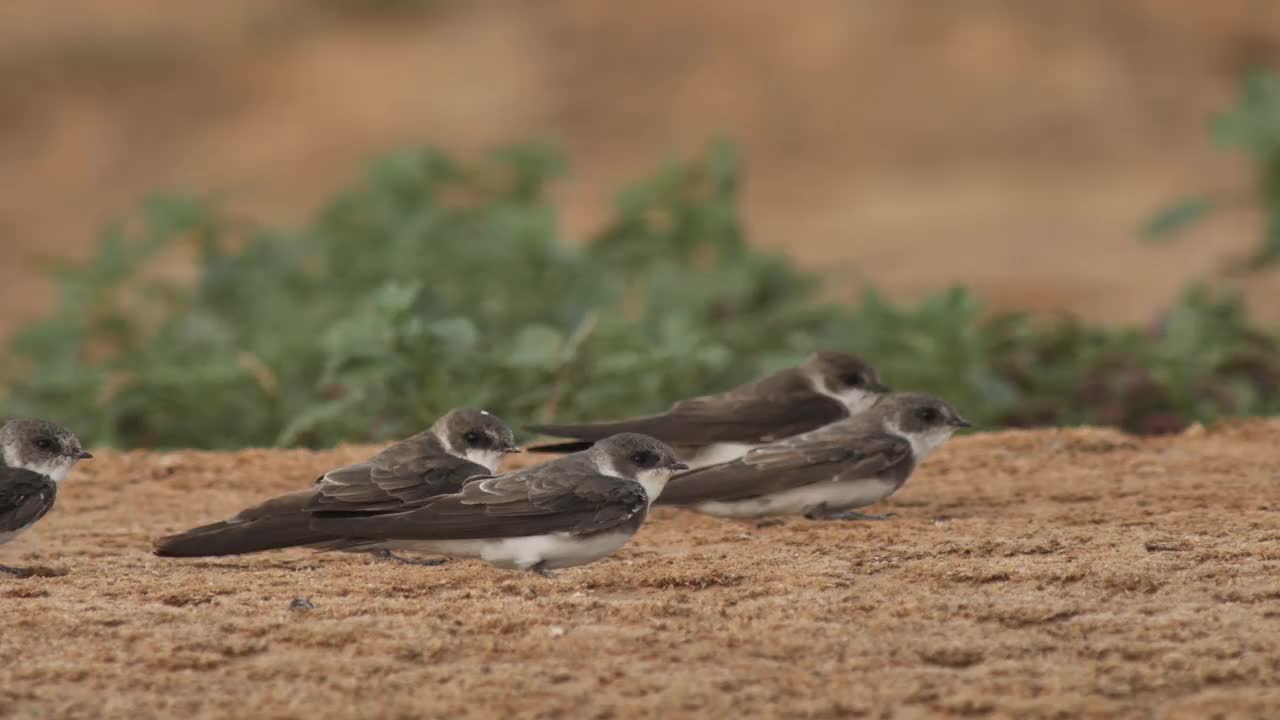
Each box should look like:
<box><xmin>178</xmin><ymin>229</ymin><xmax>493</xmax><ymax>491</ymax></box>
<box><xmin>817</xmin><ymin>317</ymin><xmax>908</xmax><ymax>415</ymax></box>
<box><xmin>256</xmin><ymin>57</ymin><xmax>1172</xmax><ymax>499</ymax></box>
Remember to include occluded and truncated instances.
<box><xmin>4</xmin><ymin>6</ymin><xmax>1280</xmax><ymax>720</ymax></box>
<box><xmin>8</xmin><ymin>1</ymin><xmax>1280</xmax><ymax>451</ymax></box>
<box><xmin>4</xmin><ymin>0</ymin><xmax>1280</xmax><ymax>343</ymax></box>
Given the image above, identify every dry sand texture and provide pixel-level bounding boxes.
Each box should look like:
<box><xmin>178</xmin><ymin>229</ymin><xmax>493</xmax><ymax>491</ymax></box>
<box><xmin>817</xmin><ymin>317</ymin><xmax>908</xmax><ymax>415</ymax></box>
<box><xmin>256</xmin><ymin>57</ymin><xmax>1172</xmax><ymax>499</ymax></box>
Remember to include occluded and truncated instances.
<box><xmin>3</xmin><ymin>422</ymin><xmax>1280</xmax><ymax>718</ymax></box>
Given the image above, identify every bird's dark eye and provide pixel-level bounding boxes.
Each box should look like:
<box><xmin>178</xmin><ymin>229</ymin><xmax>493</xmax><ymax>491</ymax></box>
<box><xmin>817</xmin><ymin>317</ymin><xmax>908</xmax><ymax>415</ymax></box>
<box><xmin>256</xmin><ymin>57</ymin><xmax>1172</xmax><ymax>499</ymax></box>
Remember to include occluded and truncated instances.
<box><xmin>463</xmin><ymin>431</ymin><xmax>489</xmax><ymax>447</ymax></box>
<box><xmin>34</xmin><ymin>437</ymin><xmax>56</xmax><ymax>451</ymax></box>
<box><xmin>840</xmin><ymin>373</ymin><xmax>864</xmax><ymax>388</ymax></box>
<box><xmin>916</xmin><ymin>407</ymin><xmax>940</xmax><ymax>423</ymax></box>
<box><xmin>630</xmin><ymin>451</ymin><xmax>658</xmax><ymax>469</ymax></box>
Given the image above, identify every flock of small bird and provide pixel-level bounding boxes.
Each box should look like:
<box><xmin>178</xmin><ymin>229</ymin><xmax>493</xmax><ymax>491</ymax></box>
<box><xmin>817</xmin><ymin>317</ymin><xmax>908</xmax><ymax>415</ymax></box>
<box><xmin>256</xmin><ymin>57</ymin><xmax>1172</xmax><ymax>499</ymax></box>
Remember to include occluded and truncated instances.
<box><xmin>0</xmin><ymin>351</ymin><xmax>969</xmax><ymax>577</ymax></box>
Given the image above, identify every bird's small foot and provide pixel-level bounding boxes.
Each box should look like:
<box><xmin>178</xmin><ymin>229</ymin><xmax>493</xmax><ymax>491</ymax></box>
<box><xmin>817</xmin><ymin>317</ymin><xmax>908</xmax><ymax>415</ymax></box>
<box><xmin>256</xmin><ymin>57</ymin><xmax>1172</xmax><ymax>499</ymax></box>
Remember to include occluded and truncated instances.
<box><xmin>529</xmin><ymin>562</ymin><xmax>557</xmax><ymax>578</ymax></box>
<box><xmin>832</xmin><ymin>511</ymin><xmax>894</xmax><ymax>521</ymax></box>
<box><xmin>0</xmin><ymin>565</ymin><xmax>31</xmax><ymax>578</ymax></box>
<box><xmin>374</xmin><ymin>549</ymin><xmax>447</xmax><ymax>567</ymax></box>
<box><xmin>804</xmin><ymin>504</ymin><xmax>895</xmax><ymax>521</ymax></box>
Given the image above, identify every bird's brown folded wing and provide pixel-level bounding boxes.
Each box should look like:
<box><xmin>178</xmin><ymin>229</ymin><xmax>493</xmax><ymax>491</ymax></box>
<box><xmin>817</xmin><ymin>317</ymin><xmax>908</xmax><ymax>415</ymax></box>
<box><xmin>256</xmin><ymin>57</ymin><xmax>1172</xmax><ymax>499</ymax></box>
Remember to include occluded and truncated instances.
<box><xmin>306</xmin><ymin>453</ymin><xmax>492</xmax><ymax>514</ymax></box>
<box><xmin>529</xmin><ymin>368</ymin><xmax>843</xmax><ymax>446</ymax></box>
<box><xmin>659</xmin><ymin>429</ymin><xmax>912</xmax><ymax>504</ymax></box>
<box><xmin>310</xmin><ymin>466</ymin><xmax>647</xmax><ymax>540</ymax></box>
<box><xmin>0</xmin><ymin>467</ymin><xmax>57</xmax><ymax>534</ymax></box>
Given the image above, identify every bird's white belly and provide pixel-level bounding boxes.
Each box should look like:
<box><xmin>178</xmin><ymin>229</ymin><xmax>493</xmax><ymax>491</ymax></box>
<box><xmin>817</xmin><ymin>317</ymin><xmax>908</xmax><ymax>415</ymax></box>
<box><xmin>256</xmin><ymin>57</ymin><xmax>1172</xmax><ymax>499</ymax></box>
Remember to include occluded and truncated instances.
<box><xmin>0</xmin><ymin>525</ymin><xmax>33</xmax><ymax>546</ymax></box>
<box><xmin>684</xmin><ymin>442</ymin><xmax>756</xmax><ymax>470</ymax></box>
<box><xmin>387</xmin><ymin>530</ymin><xmax>634</xmax><ymax>571</ymax></box>
<box><xmin>693</xmin><ymin>477</ymin><xmax>898</xmax><ymax>518</ymax></box>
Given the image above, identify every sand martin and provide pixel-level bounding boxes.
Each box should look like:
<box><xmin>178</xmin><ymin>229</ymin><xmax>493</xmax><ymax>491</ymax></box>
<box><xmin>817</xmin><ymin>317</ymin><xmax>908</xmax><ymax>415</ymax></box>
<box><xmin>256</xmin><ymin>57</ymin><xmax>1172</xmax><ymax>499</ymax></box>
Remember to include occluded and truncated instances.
<box><xmin>158</xmin><ymin>433</ymin><xmax>686</xmax><ymax>576</ymax></box>
<box><xmin>1</xmin><ymin>418</ymin><xmax>92</xmax><ymax>576</ymax></box>
<box><xmin>308</xmin><ymin>433</ymin><xmax>687</xmax><ymax>575</ymax></box>
<box><xmin>527</xmin><ymin>351</ymin><xmax>889</xmax><ymax>470</ymax></box>
<box><xmin>154</xmin><ymin>408</ymin><xmax>518</xmax><ymax>562</ymax></box>
<box><xmin>656</xmin><ymin>392</ymin><xmax>969</xmax><ymax>520</ymax></box>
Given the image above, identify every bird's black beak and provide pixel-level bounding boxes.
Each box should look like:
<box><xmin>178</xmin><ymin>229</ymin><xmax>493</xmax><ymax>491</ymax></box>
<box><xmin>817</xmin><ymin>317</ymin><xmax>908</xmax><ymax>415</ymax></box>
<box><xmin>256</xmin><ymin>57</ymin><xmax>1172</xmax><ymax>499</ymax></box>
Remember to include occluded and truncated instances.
<box><xmin>669</xmin><ymin>461</ymin><xmax>690</xmax><ymax>471</ymax></box>
<box><xmin>76</xmin><ymin>450</ymin><xmax>94</xmax><ymax>460</ymax></box>
<box><xmin>502</xmin><ymin>444</ymin><xmax>523</xmax><ymax>454</ymax></box>
<box><xmin>951</xmin><ymin>416</ymin><xmax>972</xmax><ymax>429</ymax></box>
<box><xmin>870</xmin><ymin>381</ymin><xmax>892</xmax><ymax>394</ymax></box>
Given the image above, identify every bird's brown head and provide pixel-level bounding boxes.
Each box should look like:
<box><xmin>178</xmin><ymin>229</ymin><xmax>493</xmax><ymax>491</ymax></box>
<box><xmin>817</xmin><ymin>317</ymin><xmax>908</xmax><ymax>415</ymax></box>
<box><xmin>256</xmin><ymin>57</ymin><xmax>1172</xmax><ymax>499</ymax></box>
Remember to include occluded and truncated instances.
<box><xmin>0</xmin><ymin>418</ymin><xmax>91</xmax><ymax>481</ymax></box>
<box><xmin>869</xmin><ymin>392</ymin><xmax>970</xmax><ymax>459</ymax></box>
<box><xmin>591</xmin><ymin>433</ymin><xmax>688</xmax><ymax>503</ymax></box>
<box><xmin>434</xmin><ymin>408</ymin><xmax>519</xmax><ymax>473</ymax></box>
<box><xmin>803</xmin><ymin>351</ymin><xmax>891</xmax><ymax>413</ymax></box>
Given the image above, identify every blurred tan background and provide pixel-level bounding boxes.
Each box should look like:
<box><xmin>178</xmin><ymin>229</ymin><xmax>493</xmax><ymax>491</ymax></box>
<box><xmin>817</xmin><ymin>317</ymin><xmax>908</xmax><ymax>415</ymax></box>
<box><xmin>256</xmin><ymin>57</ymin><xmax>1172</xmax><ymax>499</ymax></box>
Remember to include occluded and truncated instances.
<box><xmin>4</xmin><ymin>0</ymin><xmax>1280</xmax><ymax>343</ymax></box>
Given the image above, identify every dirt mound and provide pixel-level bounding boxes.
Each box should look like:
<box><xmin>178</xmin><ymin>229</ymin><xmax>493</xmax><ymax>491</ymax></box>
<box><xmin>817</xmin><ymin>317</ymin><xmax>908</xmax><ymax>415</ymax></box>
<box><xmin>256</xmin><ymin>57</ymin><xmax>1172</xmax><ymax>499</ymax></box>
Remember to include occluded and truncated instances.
<box><xmin>3</xmin><ymin>422</ymin><xmax>1280</xmax><ymax>718</ymax></box>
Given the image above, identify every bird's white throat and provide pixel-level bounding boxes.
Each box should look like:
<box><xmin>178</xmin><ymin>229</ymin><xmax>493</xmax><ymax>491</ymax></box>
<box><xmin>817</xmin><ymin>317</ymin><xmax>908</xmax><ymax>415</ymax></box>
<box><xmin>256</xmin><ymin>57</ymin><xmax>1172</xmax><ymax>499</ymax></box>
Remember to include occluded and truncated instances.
<box><xmin>594</xmin><ymin>457</ymin><xmax>671</xmax><ymax>505</ymax></box>
<box><xmin>813</xmin><ymin>382</ymin><xmax>880</xmax><ymax>415</ymax></box>
<box><xmin>3</xmin><ymin>440</ymin><xmax>76</xmax><ymax>482</ymax></box>
<box><xmin>435</xmin><ymin>428</ymin><xmax>503</xmax><ymax>474</ymax></box>
<box><xmin>464</xmin><ymin>449</ymin><xmax>504</xmax><ymax>474</ymax></box>
<box><xmin>633</xmin><ymin>468</ymin><xmax>674</xmax><ymax>504</ymax></box>
<box><xmin>884</xmin><ymin>420</ymin><xmax>954</xmax><ymax>461</ymax></box>
<box><xmin>16</xmin><ymin>457</ymin><xmax>75</xmax><ymax>483</ymax></box>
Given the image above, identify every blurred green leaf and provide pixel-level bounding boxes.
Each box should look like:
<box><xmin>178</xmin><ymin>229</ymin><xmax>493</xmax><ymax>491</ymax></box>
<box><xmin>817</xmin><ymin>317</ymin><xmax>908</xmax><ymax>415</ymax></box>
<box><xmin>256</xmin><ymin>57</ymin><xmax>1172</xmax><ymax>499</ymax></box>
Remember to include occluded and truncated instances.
<box><xmin>506</xmin><ymin>326</ymin><xmax>565</xmax><ymax>370</ymax></box>
<box><xmin>1212</xmin><ymin>72</ymin><xmax>1280</xmax><ymax>153</ymax></box>
<box><xmin>1142</xmin><ymin>197</ymin><xmax>1216</xmax><ymax>241</ymax></box>
<box><xmin>1152</xmin><ymin>71</ymin><xmax>1280</xmax><ymax>270</ymax></box>
<box><xmin>5</xmin><ymin>140</ymin><xmax>1280</xmax><ymax>449</ymax></box>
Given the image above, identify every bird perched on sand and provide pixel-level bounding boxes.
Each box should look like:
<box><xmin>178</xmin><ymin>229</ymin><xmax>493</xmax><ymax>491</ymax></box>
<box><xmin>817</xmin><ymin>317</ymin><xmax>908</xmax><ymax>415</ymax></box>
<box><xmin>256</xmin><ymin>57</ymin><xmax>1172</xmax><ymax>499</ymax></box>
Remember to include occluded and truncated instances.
<box><xmin>155</xmin><ymin>408</ymin><xmax>518</xmax><ymax>565</ymax></box>
<box><xmin>157</xmin><ymin>433</ymin><xmax>686</xmax><ymax>576</ymax></box>
<box><xmin>527</xmin><ymin>351</ymin><xmax>889</xmax><ymax>470</ymax></box>
<box><xmin>656</xmin><ymin>392</ymin><xmax>969</xmax><ymax>520</ymax></box>
<box><xmin>1</xmin><ymin>418</ymin><xmax>93</xmax><ymax>576</ymax></box>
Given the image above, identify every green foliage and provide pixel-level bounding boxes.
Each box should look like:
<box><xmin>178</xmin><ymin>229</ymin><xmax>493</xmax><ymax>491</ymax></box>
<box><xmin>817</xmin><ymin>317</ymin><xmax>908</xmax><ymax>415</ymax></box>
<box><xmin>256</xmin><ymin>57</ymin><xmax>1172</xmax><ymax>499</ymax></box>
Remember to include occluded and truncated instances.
<box><xmin>3</xmin><ymin>141</ymin><xmax>1280</xmax><ymax>449</ymax></box>
<box><xmin>1146</xmin><ymin>71</ymin><xmax>1280</xmax><ymax>269</ymax></box>
<box><xmin>1142</xmin><ymin>196</ymin><xmax>1215</xmax><ymax>240</ymax></box>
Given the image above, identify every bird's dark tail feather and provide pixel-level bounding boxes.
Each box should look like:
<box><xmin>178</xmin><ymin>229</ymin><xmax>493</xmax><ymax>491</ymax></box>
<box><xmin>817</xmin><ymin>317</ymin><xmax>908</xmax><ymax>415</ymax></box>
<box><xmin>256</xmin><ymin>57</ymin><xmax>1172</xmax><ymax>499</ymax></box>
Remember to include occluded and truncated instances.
<box><xmin>524</xmin><ymin>440</ymin><xmax>596</xmax><ymax>454</ymax></box>
<box><xmin>154</xmin><ymin>491</ymin><xmax>336</xmax><ymax>557</ymax></box>
<box><xmin>526</xmin><ymin>417</ymin><xmax>667</xmax><ymax>449</ymax></box>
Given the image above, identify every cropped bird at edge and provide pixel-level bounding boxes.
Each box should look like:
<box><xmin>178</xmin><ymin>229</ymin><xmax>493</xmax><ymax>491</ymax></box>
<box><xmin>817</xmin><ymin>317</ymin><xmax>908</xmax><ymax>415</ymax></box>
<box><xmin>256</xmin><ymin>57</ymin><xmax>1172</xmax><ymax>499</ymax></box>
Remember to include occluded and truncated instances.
<box><xmin>157</xmin><ymin>431</ymin><xmax>688</xmax><ymax>577</ymax></box>
<box><xmin>527</xmin><ymin>351</ymin><xmax>889</xmax><ymax>470</ymax></box>
<box><xmin>1</xmin><ymin>418</ymin><xmax>93</xmax><ymax>576</ymax></box>
<box><xmin>155</xmin><ymin>408</ymin><xmax>518</xmax><ymax>566</ymax></box>
<box><xmin>656</xmin><ymin>392</ymin><xmax>969</xmax><ymax>520</ymax></box>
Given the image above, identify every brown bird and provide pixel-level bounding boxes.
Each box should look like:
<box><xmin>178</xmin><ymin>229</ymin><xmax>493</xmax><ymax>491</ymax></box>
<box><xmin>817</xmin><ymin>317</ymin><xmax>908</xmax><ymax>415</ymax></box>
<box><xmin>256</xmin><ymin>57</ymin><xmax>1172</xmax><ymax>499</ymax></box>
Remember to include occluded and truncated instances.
<box><xmin>158</xmin><ymin>433</ymin><xmax>686</xmax><ymax>576</ymax></box>
<box><xmin>1</xmin><ymin>418</ymin><xmax>93</xmax><ymax>576</ymax></box>
<box><xmin>657</xmin><ymin>393</ymin><xmax>969</xmax><ymax>520</ymax></box>
<box><xmin>154</xmin><ymin>408</ymin><xmax>517</xmax><ymax>563</ymax></box>
<box><xmin>527</xmin><ymin>351</ymin><xmax>889</xmax><ymax>470</ymax></box>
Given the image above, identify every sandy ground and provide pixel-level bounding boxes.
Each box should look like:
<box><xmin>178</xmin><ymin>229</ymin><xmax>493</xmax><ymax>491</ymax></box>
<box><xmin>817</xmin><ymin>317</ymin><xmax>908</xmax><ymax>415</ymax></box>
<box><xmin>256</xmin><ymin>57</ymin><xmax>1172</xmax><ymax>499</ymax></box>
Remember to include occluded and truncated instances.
<box><xmin>2</xmin><ymin>422</ymin><xmax>1279</xmax><ymax>719</ymax></box>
